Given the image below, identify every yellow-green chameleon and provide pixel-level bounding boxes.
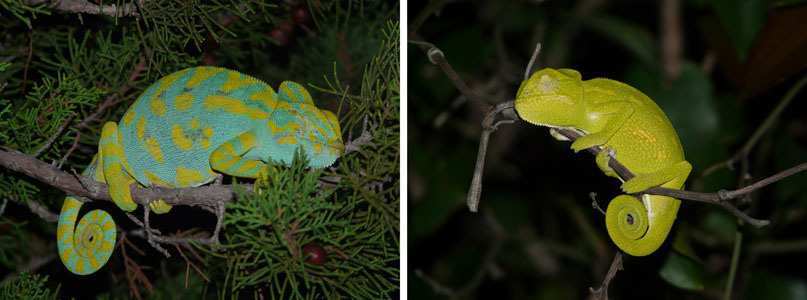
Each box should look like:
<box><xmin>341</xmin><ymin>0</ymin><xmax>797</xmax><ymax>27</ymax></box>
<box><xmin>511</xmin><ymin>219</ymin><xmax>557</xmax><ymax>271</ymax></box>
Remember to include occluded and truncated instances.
<box><xmin>515</xmin><ymin>68</ymin><xmax>691</xmax><ymax>256</ymax></box>
<box><xmin>57</xmin><ymin>67</ymin><xmax>344</xmax><ymax>275</ymax></box>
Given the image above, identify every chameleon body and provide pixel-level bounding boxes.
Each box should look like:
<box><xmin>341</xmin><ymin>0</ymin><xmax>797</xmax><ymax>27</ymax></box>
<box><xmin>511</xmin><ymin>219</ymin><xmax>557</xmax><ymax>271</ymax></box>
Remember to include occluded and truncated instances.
<box><xmin>514</xmin><ymin>68</ymin><xmax>691</xmax><ymax>256</ymax></box>
<box><xmin>57</xmin><ymin>67</ymin><xmax>344</xmax><ymax>275</ymax></box>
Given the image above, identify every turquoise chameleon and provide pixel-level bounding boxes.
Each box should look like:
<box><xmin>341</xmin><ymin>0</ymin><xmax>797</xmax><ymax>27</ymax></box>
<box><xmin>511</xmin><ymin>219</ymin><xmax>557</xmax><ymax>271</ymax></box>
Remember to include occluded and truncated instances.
<box><xmin>57</xmin><ymin>67</ymin><xmax>344</xmax><ymax>275</ymax></box>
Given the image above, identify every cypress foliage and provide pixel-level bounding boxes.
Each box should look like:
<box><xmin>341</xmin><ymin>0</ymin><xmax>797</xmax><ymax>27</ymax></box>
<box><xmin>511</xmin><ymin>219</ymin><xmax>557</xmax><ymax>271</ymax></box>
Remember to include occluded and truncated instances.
<box><xmin>0</xmin><ymin>1</ymin><xmax>399</xmax><ymax>298</ymax></box>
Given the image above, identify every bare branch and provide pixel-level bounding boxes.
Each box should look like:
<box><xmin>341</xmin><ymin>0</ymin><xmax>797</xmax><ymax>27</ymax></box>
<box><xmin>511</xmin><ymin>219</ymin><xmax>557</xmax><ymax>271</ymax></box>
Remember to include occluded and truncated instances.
<box><xmin>589</xmin><ymin>252</ymin><xmax>623</xmax><ymax>300</ymax></box>
<box><xmin>0</xmin><ymin>147</ymin><xmax>246</xmax><ymax>208</ymax></box>
<box><xmin>26</xmin><ymin>0</ymin><xmax>141</xmax><ymax>17</ymax></box>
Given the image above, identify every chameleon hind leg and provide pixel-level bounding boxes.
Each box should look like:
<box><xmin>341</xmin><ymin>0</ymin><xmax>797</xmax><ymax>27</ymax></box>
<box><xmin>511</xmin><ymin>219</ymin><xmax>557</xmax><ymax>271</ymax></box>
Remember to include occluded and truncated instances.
<box><xmin>210</xmin><ymin>131</ymin><xmax>273</xmax><ymax>178</ymax></box>
<box><xmin>100</xmin><ymin>122</ymin><xmax>139</xmax><ymax>212</ymax></box>
<box><xmin>620</xmin><ymin>161</ymin><xmax>692</xmax><ymax>193</ymax></box>
<box><xmin>57</xmin><ymin>155</ymin><xmax>117</xmax><ymax>275</ymax></box>
<box><xmin>101</xmin><ymin>121</ymin><xmax>172</xmax><ymax>214</ymax></box>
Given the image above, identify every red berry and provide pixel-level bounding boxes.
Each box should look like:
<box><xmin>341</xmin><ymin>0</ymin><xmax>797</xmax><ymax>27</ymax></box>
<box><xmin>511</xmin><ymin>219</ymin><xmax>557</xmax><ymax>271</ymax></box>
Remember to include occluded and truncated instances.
<box><xmin>277</xmin><ymin>20</ymin><xmax>294</xmax><ymax>35</ymax></box>
<box><xmin>269</xmin><ymin>28</ymin><xmax>289</xmax><ymax>46</ymax></box>
<box><xmin>302</xmin><ymin>243</ymin><xmax>327</xmax><ymax>265</ymax></box>
<box><xmin>292</xmin><ymin>7</ymin><xmax>310</xmax><ymax>24</ymax></box>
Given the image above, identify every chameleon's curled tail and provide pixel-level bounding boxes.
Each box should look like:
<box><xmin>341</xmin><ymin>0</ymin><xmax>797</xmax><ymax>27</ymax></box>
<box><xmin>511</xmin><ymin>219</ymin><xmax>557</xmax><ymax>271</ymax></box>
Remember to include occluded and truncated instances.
<box><xmin>605</xmin><ymin>194</ymin><xmax>680</xmax><ymax>256</ymax></box>
<box><xmin>57</xmin><ymin>196</ymin><xmax>116</xmax><ymax>275</ymax></box>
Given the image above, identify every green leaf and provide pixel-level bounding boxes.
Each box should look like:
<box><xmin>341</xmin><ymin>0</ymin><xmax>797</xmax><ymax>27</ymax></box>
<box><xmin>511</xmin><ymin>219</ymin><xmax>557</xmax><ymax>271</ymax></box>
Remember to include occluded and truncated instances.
<box><xmin>701</xmin><ymin>211</ymin><xmax>738</xmax><ymax>243</ymax></box>
<box><xmin>583</xmin><ymin>15</ymin><xmax>657</xmax><ymax>67</ymax></box>
<box><xmin>711</xmin><ymin>0</ymin><xmax>768</xmax><ymax>60</ymax></box>
<box><xmin>746</xmin><ymin>272</ymin><xmax>807</xmax><ymax>300</ymax></box>
<box><xmin>659</xmin><ymin>251</ymin><xmax>705</xmax><ymax>291</ymax></box>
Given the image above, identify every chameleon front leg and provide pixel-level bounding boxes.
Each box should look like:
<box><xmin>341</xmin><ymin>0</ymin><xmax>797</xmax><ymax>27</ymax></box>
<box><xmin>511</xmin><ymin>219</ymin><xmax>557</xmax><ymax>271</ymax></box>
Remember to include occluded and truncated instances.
<box><xmin>570</xmin><ymin>101</ymin><xmax>635</xmax><ymax>153</ymax></box>
<box><xmin>210</xmin><ymin>131</ymin><xmax>272</xmax><ymax>178</ymax></box>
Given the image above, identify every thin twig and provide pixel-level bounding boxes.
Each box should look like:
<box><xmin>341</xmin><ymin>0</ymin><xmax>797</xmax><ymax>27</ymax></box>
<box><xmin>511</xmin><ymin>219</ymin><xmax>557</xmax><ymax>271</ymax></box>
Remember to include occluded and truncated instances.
<box><xmin>466</xmin><ymin>102</ymin><xmax>518</xmax><ymax>212</ymax></box>
<box><xmin>409</xmin><ymin>39</ymin><xmax>487</xmax><ymax>106</ymax></box>
<box><xmin>33</xmin><ymin>114</ymin><xmax>75</xmax><ymax>157</ymax></box>
<box><xmin>723</xmin><ymin>231</ymin><xmax>743</xmax><ymax>300</ymax></box>
<box><xmin>702</xmin><ymin>74</ymin><xmax>807</xmax><ymax>177</ymax></box>
<box><xmin>27</xmin><ymin>199</ymin><xmax>58</xmax><ymax>222</ymax></box>
<box><xmin>589</xmin><ymin>252</ymin><xmax>623</xmax><ymax>300</ymax></box>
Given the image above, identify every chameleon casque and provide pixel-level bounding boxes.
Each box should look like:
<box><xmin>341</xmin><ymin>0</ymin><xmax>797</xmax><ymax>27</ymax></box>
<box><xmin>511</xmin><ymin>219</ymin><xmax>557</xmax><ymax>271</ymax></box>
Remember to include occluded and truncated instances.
<box><xmin>57</xmin><ymin>66</ymin><xmax>344</xmax><ymax>275</ymax></box>
<box><xmin>514</xmin><ymin>68</ymin><xmax>692</xmax><ymax>256</ymax></box>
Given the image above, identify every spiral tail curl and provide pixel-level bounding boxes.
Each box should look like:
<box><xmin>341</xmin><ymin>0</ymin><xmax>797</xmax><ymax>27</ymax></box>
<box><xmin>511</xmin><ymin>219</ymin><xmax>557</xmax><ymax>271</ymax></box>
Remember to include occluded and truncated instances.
<box><xmin>57</xmin><ymin>197</ymin><xmax>117</xmax><ymax>275</ymax></box>
<box><xmin>605</xmin><ymin>194</ymin><xmax>679</xmax><ymax>256</ymax></box>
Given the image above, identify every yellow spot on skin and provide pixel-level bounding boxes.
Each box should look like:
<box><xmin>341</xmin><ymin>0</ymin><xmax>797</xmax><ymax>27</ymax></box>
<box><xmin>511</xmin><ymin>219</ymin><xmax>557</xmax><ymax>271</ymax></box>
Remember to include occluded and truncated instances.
<box><xmin>136</xmin><ymin>117</ymin><xmax>146</xmax><ymax>140</ymax></box>
<box><xmin>186</xmin><ymin>68</ymin><xmax>217</xmax><ymax>89</ymax></box>
<box><xmin>88</xmin><ymin>256</ymin><xmax>99</xmax><ymax>269</ymax></box>
<box><xmin>101</xmin><ymin>241</ymin><xmax>114</xmax><ymax>251</ymax></box>
<box><xmin>145</xmin><ymin>137</ymin><xmax>164</xmax><ymax>163</ymax></box>
<box><xmin>213</xmin><ymin>155</ymin><xmax>238</xmax><ymax>171</ymax></box>
<box><xmin>154</xmin><ymin>69</ymin><xmax>188</xmax><ymax>96</ymax></box>
<box><xmin>175</xmin><ymin>93</ymin><xmax>194</xmax><ymax>111</ymax></box>
<box><xmin>239</xmin><ymin>132</ymin><xmax>256</xmax><ymax>148</ymax></box>
<box><xmin>221</xmin><ymin>72</ymin><xmax>252</xmax><ymax>93</ymax></box>
<box><xmin>249</xmin><ymin>88</ymin><xmax>276</xmax><ymax>103</ymax></box>
<box><xmin>145</xmin><ymin>171</ymin><xmax>172</xmax><ymax>187</ymax></box>
<box><xmin>267</xmin><ymin>122</ymin><xmax>301</xmax><ymax>135</ymax></box>
<box><xmin>203</xmin><ymin>95</ymin><xmax>268</xmax><ymax>120</ymax></box>
<box><xmin>75</xmin><ymin>259</ymin><xmax>84</xmax><ymax>274</ymax></box>
<box><xmin>278</xmin><ymin>136</ymin><xmax>297</xmax><ymax>145</ymax></box>
<box><xmin>313</xmin><ymin>142</ymin><xmax>323</xmax><ymax>154</ymax></box>
<box><xmin>172</xmin><ymin>124</ymin><xmax>193</xmax><ymax>151</ymax></box>
<box><xmin>236</xmin><ymin>160</ymin><xmax>259</xmax><ymax>175</ymax></box>
<box><xmin>122</xmin><ymin>109</ymin><xmax>136</xmax><ymax>125</ymax></box>
<box><xmin>150</xmin><ymin>98</ymin><xmax>167</xmax><ymax>117</ymax></box>
<box><xmin>201</xmin><ymin>127</ymin><xmax>213</xmax><ymax>149</ymax></box>
<box><xmin>176</xmin><ymin>167</ymin><xmax>205</xmax><ymax>186</ymax></box>
<box><xmin>60</xmin><ymin>248</ymin><xmax>73</xmax><ymax>264</ymax></box>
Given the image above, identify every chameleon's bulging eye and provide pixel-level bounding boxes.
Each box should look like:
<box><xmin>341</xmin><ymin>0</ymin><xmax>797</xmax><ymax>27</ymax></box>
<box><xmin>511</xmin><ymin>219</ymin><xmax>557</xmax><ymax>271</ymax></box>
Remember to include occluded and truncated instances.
<box><xmin>626</xmin><ymin>213</ymin><xmax>634</xmax><ymax>225</ymax></box>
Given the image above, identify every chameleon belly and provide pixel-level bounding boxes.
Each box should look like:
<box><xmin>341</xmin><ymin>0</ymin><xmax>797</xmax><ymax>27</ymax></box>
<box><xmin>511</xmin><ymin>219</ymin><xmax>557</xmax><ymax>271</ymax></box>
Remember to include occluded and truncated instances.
<box><xmin>57</xmin><ymin>66</ymin><xmax>344</xmax><ymax>275</ymax></box>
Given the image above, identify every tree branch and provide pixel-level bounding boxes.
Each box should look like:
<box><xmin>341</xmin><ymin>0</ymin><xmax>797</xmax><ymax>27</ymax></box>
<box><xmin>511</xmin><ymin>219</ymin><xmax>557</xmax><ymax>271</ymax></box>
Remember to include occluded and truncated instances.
<box><xmin>26</xmin><ymin>0</ymin><xmax>142</xmax><ymax>17</ymax></box>
<box><xmin>0</xmin><ymin>147</ymin><xmax>245</xmax><ymax>208</ymax></box>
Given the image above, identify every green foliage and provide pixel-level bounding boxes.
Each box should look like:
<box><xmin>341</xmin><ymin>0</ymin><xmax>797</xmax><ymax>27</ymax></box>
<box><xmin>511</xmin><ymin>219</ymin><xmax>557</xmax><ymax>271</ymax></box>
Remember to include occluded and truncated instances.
<box><xmin>0</xmin><ymin>0</ymin><xmax>50</xmax><ymax>28</ymax></box>
<box><xmin>711</xmin><ymin>0</ymin><xmax>767</xmax><ymax>60</ymax></box>
<box><xmin>0</xmin><ymin>0</ymin><xmax>397</xmax><ymax>298</ymax></box>
<box><xmin>659</xmin><ymin>251</ymin><xmax>705</xmax><ymax>291</ymax></box>
<box><xmin>0</xmin><ymin>272</ymin><xmax>59</xmax><ymax>299</ymax></box>
<box><xmin>200</xmin><ymin>19</ymin><xmax>400</xmax><ymax>299</ymax></box>
<box><xmin>0</xmin><ymin>219</ymin><xmax>28</xmax><ymax>269</ymax></box>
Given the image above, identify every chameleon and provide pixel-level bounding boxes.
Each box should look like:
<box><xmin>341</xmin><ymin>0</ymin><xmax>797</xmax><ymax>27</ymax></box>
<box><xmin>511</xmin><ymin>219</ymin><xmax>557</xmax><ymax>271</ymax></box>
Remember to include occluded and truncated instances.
<box><xmin>57</xmin><ymin>66</ymin><xmax>344</xmax><ymax>275</ymax></box>
<box><xmin>514</xmin><ymin>68</ymin><xmax>691</xmax><ymax>256</ymax></box>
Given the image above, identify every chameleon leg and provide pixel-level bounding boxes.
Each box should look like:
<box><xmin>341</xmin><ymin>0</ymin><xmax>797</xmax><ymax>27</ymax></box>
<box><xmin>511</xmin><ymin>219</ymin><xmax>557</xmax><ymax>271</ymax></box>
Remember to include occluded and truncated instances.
<box><xmin>594</xmin><ymin>148</ymin><xmax>619</xmax><ymax>179</ymax></box>
<box><xmin>571</xmin><ymin>102</ymin><xmax>635</xmax><ymax>152</ymax></box>
<box><xmin>210</xmin><ymin>131</ymin><xmax>272</xmax><ymax>178</ymax></box>
<box><xmin>100</xmin><ymin>122</ymin><xmax>138</xmax><ymax>212</ymax></box>
<box><xmin>149</xmin><ymin>200</ymin><xmax>172</xmax><ymax>214</ymax></box>
<box><xmin>57</xmin><ymin>155</ymin><xmax>117</xmax><ymax>275</ymax></box>
<box><xmin>620</xmin><ymin>160</ymin><xmax>692</xmax><ymax>193</ymax></box>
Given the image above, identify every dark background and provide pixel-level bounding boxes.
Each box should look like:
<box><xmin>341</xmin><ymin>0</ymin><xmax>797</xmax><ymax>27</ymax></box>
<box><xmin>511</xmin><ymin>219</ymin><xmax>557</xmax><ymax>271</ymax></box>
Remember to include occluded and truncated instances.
<box><xmin>408</xmin><ymin>0</ymin><xmax>807</xmax><ymax>299</ymax></box>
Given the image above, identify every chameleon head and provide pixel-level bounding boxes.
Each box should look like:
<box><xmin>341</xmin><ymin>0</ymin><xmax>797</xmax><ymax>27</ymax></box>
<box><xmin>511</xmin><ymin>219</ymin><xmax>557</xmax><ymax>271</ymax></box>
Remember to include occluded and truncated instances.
<box><xmin>259</xmin><ymin>106</ymin><xmax>344</xmax><ymax>169</ymax></box>
<box><xmin>514</xmin><ymin>68</ymin><xmax>585</xmax><ymax>127</ymax></box>
<box><xmin>301</xmin><ymin>108</ymin><xmax>344</xmax><ymax>168</ymax></box>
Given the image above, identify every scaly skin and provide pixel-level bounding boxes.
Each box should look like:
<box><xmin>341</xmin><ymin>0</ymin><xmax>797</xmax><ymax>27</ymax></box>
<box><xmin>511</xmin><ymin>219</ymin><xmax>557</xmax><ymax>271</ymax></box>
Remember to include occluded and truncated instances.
<box><xmin>57</xmin><ymin>67</ymin><xmax>344</xmax><ymax>275</ymax></box>
<box><xmin>514</xmin><ymin>68</ymin><xmax>691</xmax><ymax>256</ymax></box>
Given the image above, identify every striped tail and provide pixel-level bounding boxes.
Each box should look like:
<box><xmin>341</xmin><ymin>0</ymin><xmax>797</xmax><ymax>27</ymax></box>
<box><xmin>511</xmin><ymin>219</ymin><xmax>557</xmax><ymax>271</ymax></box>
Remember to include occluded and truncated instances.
<box><xmin>57</xmin><ymin>196</ymin><xmax>116</xmax><ymax>275</ymax></box>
